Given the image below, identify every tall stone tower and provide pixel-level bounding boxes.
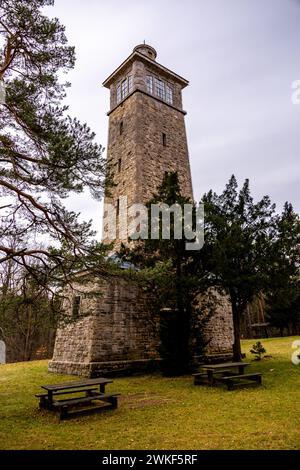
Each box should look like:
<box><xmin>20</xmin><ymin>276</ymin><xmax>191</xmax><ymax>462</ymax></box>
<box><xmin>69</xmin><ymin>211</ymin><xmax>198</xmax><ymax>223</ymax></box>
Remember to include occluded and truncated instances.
<box><xmin>48</xmin><ymin>45</ymin><xmax>234</xmax><ymax>378</ymax></box>
<box><xmin>103</xmin><ymin>44</ymin><xmax>193</xmax><ymax>245</ymax></box>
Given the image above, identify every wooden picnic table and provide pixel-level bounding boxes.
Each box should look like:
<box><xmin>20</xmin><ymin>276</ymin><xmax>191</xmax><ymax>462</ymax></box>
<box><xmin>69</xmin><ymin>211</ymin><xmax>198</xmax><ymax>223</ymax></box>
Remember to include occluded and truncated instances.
<box><xmin>193</xmin><ymin>362</ymin><xmax>250</xmax><ymax>386</ymax></box>
<box><xmin>36</xmin><ymin>378</ymin><xmax>119</xmax><ymax>419</ymax></box>
<box><xmin>41</xmin><ymin>378</ymin><xmax>113</xmax><ymax>407</ymax></box>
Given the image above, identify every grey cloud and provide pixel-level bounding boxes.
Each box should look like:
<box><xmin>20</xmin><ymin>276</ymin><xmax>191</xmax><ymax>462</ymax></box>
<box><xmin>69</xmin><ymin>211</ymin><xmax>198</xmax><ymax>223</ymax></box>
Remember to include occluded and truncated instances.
<box><xmin>48</xmin><ymin>0</ymin><xmax>300</xmax><ymax>238</ymax></box>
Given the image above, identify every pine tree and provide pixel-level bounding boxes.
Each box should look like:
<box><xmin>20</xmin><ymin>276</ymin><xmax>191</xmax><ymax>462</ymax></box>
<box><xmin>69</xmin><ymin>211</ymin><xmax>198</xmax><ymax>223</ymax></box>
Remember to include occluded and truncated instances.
<box><xmin>119</xmin><ymin>172</ymin><xmax>209</xmax><ymax>375</ymax></box>
<box><xmin>202</xmin><ymin>175</ymin><xmax>277</xmax><ymax>360</ymax></box>
<box><xmin>266</xmin><ymin>203</ymin><xmax>300</xmax><ymax>334</ymax></box>
<box><xmin>0</xmin><ymin>0</ymin><xmax>108</xmax><ymax>286</ymax></box>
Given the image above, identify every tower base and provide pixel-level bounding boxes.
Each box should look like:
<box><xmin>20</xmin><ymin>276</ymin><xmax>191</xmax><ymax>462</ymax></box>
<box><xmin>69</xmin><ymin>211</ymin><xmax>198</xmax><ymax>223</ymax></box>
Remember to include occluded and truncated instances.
<box><xmin>48</xmin><ymin>358</ymin><xmax>163</xmax><ymax>378</ymax></box>
<box><xmin>49</xmin><ymin>274</ymin><xmax>234</xmax><ymax>377</ymax></box>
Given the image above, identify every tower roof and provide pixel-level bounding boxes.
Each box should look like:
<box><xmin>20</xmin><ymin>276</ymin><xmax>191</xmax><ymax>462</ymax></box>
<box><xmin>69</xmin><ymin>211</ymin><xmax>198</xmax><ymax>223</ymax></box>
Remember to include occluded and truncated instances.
<box><xmin>102</xmin><ymin>44</ymin><xmax>189</xmax><ymax>89</ymax></box>
<box><xmin>133</xmin><ymin>43</ymin><xmax>157</xmax><ymax>61</ymax></box>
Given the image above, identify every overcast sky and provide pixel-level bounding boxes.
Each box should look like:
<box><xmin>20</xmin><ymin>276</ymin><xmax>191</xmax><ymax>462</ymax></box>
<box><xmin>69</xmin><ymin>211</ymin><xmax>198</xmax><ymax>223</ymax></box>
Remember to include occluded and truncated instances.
<box><xmin>45</xmin><ymin>0</ymin><xmax>300</xmax><ymax>239</ymax></box>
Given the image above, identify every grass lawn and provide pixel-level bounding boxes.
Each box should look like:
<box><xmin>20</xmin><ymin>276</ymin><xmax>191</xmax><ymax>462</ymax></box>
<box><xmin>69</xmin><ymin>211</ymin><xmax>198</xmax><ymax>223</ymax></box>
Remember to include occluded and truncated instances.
<box><xmin>0</xmin><ymin>336</ymin><xmax>299</xmax><ymax>450</ymax></box>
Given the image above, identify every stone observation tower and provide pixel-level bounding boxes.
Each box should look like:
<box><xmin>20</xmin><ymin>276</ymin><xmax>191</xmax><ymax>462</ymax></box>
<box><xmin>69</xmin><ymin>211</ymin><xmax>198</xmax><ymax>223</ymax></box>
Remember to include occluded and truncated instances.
<box><xmin>49</xmin><ymin>45</ymin><xmax>234</xmax><ymax>377</ymax></box>
<box><xmin>103</xmin><ymin>44</ymin><xmax>193</xmax><ymax>245</ymax></box>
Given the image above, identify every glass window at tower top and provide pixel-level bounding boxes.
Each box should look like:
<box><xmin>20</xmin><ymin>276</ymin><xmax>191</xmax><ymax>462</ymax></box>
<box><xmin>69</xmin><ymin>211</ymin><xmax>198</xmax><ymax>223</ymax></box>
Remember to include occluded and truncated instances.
<box><xmin>146</xmin><ymin>74</ymin><xmax>173</xmax><ymax>105</ymax></box>
<box><xmin>117</xmin><ymin>75</ymin><xmax>133</xmax><ymax>104</ymax></box>
<box><xmin>117</xmin><ymin>74</ymin><xmax>173</xmax><ymax>105</ymax></box>
<box><xmin>146</xmin><ymin>75</ymin><xmax>153</xmax><ymax>94</ymax></box>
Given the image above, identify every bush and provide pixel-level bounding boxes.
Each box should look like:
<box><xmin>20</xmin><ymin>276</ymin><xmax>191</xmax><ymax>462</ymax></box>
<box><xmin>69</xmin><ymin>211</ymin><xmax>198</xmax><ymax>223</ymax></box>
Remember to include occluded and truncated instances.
<box><xmin>250</xmin><ymin>341</ymin><xmax>266</xmax><ymax>360</ymax></box>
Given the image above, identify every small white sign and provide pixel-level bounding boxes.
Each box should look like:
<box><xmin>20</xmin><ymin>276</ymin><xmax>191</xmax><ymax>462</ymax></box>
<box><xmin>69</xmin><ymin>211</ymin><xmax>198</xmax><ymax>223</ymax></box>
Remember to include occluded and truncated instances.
<box><xmin>291</xmin><ymin>340</ymin><xmax>300</xmax><ymax>365</ymax></box>
<box><xmin>0</xmin><ymin>340</ymin><xmax>6</xmax><ymax>364</ymax></box>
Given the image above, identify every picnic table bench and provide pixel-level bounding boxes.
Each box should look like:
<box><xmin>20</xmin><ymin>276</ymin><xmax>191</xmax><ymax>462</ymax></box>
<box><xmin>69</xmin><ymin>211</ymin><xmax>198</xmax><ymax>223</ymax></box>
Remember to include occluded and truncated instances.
<box><xmin>35</xmin><ymin>378</ymin><xmax>120</xmax><ymax>420</ymax></box>
<box><xmin>193</xmin><ymin>362</ymin><xmax>262</xmax><ymax>390</ymax></box>
<box><xmin>220</xmin><ymin>372</ymin><xmax>262</xmax><ymax>390</ymax></box>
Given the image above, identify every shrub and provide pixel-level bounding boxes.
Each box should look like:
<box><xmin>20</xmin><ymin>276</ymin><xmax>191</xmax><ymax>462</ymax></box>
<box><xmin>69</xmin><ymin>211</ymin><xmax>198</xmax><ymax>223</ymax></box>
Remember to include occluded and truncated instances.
<box><xmin>250</xmin><ymin>341</ymin><xmax>266</xmax><ymax>360</ymax></box>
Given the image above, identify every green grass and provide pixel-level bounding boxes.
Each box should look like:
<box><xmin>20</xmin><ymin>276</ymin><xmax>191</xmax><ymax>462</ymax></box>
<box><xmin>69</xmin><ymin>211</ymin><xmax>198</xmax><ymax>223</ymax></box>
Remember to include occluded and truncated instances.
<box><xmin>0</xmin><ymin>336</ymin><xmax>299</xmax><ymax>450</ymax></box>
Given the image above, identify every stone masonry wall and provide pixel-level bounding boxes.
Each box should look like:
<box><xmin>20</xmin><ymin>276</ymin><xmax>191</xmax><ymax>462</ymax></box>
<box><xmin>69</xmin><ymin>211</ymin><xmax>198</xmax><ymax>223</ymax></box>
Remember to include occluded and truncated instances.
<box><xmin>49</xmin><ymin>275</ymin><xmax>234</xmax><ymax>377</ymax></box>
<box><xmin>136</xmin><ymin>92</ymin><xmax>193</xmax><ymax>202</ymax></box>
<box><xmin>105</xmin><ymin>92</ymin><xmax>140</xmax><ymax>209</ymax></box>
<box><xmin>49</xmin><ymin>275</ymin><xmax>162</xmax><ymax>377</ymax></box>
<box><xmin>200</xmin><ymin>290</ymin><xmax>234</xmax><ymax>360</ymax></box>
<box><xmin>105</xmin><ymin>91</ymin><xmax>192</xmax><ymax>205</ymax></box>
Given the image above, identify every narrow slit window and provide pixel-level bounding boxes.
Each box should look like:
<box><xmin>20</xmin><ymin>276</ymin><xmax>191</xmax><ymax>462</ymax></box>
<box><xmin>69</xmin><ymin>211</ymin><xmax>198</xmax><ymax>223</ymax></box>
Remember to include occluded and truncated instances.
<box><xmin>118</xmin><ymin>158</ymin><xmax>122</xmax><ymax>172</ymax></box>
<box><xmin>162</xmin><ymin>133</ymin><xmax>167</xmax><ymax>146</ymax></box>
<box><xmin>116</xmin><ymin>198</ymin><xmax>120</xmax><ymax>216</ymax></box>
<box><xmin>119</xmin><ymin>121</ymin><xmax>123</xmax><ymax>135</ymax></box>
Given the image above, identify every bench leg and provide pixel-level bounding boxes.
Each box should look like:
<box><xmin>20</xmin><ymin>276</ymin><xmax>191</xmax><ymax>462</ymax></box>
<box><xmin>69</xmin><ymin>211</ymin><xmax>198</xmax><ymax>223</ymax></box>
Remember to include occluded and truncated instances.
<box><xmin>108</xmin><ymin>396</ymin><xmax>118</xmax><ymax>409</ymax></box>
<box><xmin>226</xmin><ymin>376</ymin><xmax>262</xmax><ymax>390</ymax></box>
<box><xmin>59</xmin><ymin>406</ymin><xmax>69</xmax><ymax>421</ymax></box>
<box><xmin>227</xmin><ymin>381</ymin><xmax>234</xmax><ymax>391</ymax></box>
<box><xmin>39</xmin><ymin>396</ymin><xmax>47</xmax><ymax>409</ymax></box>
<box><xmin>207</xmin><ymin>370</ymin><xmax>214</xmax><ymax>386</ymax></box>
<box><xmin>39</xmin><ymin>396</ymin><xmax>53</xmax><ymax>410</ymax></box>
<box><xmin>194</xmin><ymin>376</ymin><xmax>209</xmax><ymax>386</ymax></box>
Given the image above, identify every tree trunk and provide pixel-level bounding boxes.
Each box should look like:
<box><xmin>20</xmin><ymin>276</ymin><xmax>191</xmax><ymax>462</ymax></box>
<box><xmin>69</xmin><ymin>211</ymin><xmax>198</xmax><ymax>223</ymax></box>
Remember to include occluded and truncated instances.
<box><xmin>280</xmin><ymin>326</ymin><xmax>283</xmax><ymax>337</ymax></box>
<box><xmin>24</xmin><ymin>304</ymin><xmax>32</xmax><ymax>362</ymax></box>
<box><xmin>230</xmin><ymin>293</ymin><xmax>242</xmax><ymax>361</ymax></box>
<box><xmin>175</xmin><ymin>249</ymin><xmax>190</xmax><ymax>375</ymax></box>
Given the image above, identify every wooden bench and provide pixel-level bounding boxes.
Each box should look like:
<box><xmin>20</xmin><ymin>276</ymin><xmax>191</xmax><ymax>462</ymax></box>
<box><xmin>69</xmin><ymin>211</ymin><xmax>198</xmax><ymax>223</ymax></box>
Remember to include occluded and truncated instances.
<box><xmin>220</xmin><ymin>373</ymin><xmax>262</xmax><ymax>390</ymax></box>
<box><xmin>53</xmin><ymin>393</ymin><xmax>120</xmax><ymax>420</ymax></box>
<box><xmin>35</xmin><ymin>387</ymin><xmax>99</xmax><ymax>409</ymax></box>
<box><xmin>192</xmin><ymin>362</ymin><xmax>253</xmax><ymax>387</ymax></box>
<box><xmin>36</xmin><ymin>378</ymin><xmax>119</xmax><ymax>419</ymax></box>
